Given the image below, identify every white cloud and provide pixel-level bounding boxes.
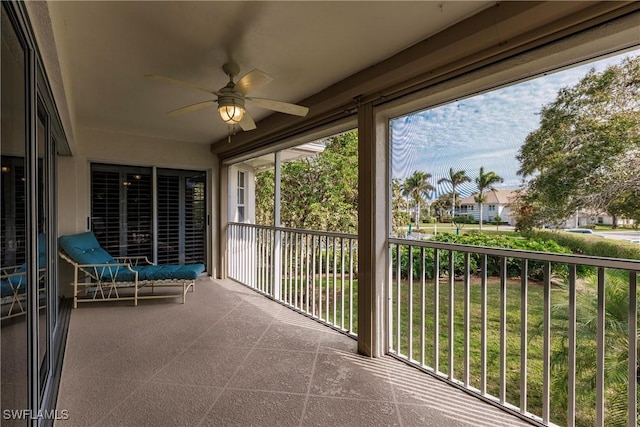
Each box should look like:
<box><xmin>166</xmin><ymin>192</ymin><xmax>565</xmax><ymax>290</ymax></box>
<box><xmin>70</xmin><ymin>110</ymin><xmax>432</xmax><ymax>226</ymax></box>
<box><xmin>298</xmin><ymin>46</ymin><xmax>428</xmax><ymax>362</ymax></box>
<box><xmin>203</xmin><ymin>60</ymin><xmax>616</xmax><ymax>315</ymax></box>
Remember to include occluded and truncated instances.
<box><xmin>391</xmin><ymin>49</ymin><xmax>639</xmax><ymax>198</ymax></box>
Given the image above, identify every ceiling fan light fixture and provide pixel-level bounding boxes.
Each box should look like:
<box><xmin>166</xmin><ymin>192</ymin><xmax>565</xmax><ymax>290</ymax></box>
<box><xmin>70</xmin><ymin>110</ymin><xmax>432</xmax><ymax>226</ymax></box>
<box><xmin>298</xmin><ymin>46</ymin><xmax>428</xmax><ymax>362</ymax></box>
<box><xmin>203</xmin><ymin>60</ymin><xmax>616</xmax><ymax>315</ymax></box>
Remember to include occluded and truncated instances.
<box><xmin>217</xmin><ymin>97</ymin><xmax>245</xmax><ymax>125</ymax></box>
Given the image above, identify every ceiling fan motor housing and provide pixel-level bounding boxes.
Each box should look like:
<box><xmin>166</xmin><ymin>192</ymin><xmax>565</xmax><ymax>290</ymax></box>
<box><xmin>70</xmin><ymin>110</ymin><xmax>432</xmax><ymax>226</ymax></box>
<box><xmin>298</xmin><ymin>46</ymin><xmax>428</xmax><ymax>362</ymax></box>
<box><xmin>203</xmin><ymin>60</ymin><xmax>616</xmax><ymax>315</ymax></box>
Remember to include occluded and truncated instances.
<box><xmin>217</xmin><ymin>85</ymin><xmax>245</xmax><ymax>125</ymax></box>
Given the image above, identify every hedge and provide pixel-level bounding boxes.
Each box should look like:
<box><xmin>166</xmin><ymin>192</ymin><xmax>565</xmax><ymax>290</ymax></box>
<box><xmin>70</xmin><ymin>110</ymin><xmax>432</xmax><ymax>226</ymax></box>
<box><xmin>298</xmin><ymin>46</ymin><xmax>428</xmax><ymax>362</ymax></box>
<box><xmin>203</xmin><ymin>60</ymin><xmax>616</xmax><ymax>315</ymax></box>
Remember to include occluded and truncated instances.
<box><xmin>392</xmin><ymin>232</ymin><xmax>574</xmax><ymax>281</ymax></box>
<box><xmin>523</xmin><ymin>230</ymin><xmax>640</xmax><ymax>260</ymax></box>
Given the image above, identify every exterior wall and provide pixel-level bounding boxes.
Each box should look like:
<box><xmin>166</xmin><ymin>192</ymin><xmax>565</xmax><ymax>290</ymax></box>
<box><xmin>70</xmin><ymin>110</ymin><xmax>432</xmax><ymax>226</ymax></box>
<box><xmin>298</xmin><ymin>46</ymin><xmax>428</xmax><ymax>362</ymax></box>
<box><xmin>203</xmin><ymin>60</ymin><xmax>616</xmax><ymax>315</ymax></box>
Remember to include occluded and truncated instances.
<box><xmin>457</xmin><ymin>203</ymin><xmax>514</xmax><ymax>225</ymax></box>
<box><xmin>57</xmin><ymin>127</ymin><xmax>218</xmax><ymax>294</ymax></box>
<box><xmin>226</xmin><ymin>163</ymin><xmax>256</xmax><ymax>224</ymax></box>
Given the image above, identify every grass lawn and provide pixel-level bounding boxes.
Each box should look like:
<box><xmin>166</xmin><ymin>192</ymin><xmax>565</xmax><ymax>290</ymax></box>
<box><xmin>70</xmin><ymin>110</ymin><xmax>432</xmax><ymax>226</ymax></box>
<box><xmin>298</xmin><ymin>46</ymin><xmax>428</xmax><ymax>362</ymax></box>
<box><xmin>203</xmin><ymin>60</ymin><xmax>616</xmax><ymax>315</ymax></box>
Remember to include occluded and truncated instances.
<box><xmin>276</xmin><ymin>268</ymin><xmax>629</xmax><ymax>427</ymax></box>
<box><xmin>397</xmin><ymin>222</ymin><xmax>517</xmax><ymax>235</ymax></box>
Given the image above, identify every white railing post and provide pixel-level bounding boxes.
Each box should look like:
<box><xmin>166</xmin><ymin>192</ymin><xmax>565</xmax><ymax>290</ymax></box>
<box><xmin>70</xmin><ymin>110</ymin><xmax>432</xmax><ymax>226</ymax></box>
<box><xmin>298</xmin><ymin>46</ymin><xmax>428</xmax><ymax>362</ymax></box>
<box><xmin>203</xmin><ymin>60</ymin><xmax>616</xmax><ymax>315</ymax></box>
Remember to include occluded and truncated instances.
<box><xmin>272</xmin><ymin>152</ymin><xmax>282</xmax><ymax>300</ymax></box>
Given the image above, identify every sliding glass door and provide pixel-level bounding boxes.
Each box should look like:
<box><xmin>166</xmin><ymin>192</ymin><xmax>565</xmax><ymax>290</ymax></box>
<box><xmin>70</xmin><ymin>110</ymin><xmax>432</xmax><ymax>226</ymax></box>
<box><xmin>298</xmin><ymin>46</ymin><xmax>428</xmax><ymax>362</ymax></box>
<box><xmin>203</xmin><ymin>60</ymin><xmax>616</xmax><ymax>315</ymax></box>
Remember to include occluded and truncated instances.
<box><xmin>90</xmin><ymin>165</ymin><xmax>207</xmax><ymax>266</ymax></box>
<box><xmin>1</xmin><ymin>3</ymin><xmax>66</xmax><ymax>424</ymax></box>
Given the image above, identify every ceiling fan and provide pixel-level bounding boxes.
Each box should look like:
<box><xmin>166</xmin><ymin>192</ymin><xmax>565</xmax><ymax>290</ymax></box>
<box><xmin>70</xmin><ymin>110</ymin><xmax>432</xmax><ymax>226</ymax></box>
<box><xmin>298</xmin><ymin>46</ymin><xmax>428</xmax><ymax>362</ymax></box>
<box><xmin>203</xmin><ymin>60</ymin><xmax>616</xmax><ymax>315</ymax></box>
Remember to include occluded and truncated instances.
<box><xmin>145</xmin><ymin>62</ymin><xmax>309</xmax><ymax>131</ymax></box>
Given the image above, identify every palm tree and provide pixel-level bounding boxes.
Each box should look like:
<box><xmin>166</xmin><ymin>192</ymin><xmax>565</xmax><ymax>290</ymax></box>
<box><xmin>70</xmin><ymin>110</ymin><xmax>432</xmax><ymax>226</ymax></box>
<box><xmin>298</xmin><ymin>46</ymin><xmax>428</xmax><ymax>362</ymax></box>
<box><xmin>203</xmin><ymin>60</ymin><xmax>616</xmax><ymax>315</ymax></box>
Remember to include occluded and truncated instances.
<box><xmin>540</xmin><ymin>270</ymin><xmax>638</xmax><ymax>426</ymax></box>
<box><xmin>475</xmin><ymin>166</ymin><xmax>503</xmax><ymax>230</ymax></box>
<box><xmin>437</xmin><ymin>168</ymin><xmax>471</xmax><ymax>218</ymax></box>
<box><xmin>402</xmin><ymin>171</ymin><xmax>434</xmax><ymax>230</ymax></box>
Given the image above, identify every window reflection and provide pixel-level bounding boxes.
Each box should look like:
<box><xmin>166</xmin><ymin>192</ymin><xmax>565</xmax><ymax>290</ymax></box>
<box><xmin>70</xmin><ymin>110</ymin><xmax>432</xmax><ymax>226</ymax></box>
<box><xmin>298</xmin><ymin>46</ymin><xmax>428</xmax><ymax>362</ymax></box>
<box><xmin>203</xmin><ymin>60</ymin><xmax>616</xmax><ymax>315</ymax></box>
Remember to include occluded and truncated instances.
<box><xmin>1</xmin><ymin>3</ymin><xmax>28</xmax><ymax>419</ymax></box>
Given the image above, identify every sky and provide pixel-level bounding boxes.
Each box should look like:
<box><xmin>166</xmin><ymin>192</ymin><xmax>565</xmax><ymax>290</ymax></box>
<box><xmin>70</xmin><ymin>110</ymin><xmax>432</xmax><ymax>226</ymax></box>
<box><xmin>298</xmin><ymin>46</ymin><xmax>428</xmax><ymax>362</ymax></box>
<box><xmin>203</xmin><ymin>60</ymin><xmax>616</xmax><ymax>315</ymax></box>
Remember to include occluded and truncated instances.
<box><xmin>390</xmin><ymin>48</ymin><xmax>640</xmax><ymax>200</ymax></box>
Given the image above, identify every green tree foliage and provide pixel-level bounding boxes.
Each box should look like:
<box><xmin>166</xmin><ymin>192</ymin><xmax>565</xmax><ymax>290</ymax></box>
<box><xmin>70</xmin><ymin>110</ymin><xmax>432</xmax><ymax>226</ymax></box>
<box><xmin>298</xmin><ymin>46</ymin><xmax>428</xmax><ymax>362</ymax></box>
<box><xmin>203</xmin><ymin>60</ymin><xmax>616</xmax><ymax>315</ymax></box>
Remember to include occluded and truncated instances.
<box><xmin>432</xmin><ymin>191</ymin><xmax>458</xmax><ymax>220</ymax></box>
<box><xmin>540</xmin><ymin>270</ymin><xmax>639</xmax><ymax>426</ymax></box>
<box><xmin>254</xmin><ymin>169</ymin><xmax>275</xmax><ymax>225</ymax></box>
<box><xmin>437</xmin><ymin>167</ymin><xmax>471</xmax><ymax>216</ymax></box>
<box><xmin>516</xmin><ymin>55</ymin><xmax>640</xmax><ymax>229</ymax></box>
<box><xmin>474</xmin><ymin>166</ymin><xmax>503</xmax><ymax>230</ymax></box>
<box><xmin>256</xmin><ymin>131</ymin><xmax>358</xmax><ymax>233</ymax></box>
<box><xmin>391</xmin><ymin>178</ymin><xmax>410</xmax><ymax>233</ymax></box>
<box><xmin>402</xmin><ymin>171</ymin><xmax>434</xmax><ymax>229</ymax></box>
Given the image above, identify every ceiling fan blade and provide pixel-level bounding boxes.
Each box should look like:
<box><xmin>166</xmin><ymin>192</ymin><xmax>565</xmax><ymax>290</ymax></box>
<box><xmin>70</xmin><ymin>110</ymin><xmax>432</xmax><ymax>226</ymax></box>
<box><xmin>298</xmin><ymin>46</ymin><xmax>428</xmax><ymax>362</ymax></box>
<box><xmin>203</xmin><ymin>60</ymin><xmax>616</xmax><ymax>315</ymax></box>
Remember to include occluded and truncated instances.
<box><xmin>235</xmin><ymin>69</ymin><xmax>273</xmax><ymax>95</ymax></box>
<box><xmin>239</xmin><ymin>113</ymin><xmax>257</xmax><ymax>131</ymax></box>
<box><xmin>145</xmin><ymin>74</ymin><xmax>219</xmax><ymax>95</ymax></box>
<box><xmin>166</xmin><ymin>100</ymin><xmax>215</xmax><ymax>116</ymax></box>
<box><xmin>246</xmin><ymin>97</ymin><xmax>309</xmax><ymax>117</ymax></box>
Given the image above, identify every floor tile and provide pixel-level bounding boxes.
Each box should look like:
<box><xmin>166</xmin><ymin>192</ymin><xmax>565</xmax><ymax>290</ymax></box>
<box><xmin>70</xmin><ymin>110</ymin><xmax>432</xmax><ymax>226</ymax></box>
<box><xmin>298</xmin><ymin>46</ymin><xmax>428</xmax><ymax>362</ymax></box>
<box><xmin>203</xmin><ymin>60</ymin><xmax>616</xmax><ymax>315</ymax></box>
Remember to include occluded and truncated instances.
<box><xmin>99</xmin><ymin>382</ymin><xmax>222</xmax><ymax>427</ymax></box>
<box><xmin>229</xmin><ymin>348</ymin><xmax>316</xmax><ymax>393</ymax></box>
<box><xmin>201</xmin><ymin>389</ymin><xmax>305</xmax><ymax>427</ymax></box>
<box><xmin>54</xmin><ymin>375</ymin><xmax>145</xmax><ymax>427</ymax></box>
<box><xmin>152</xmin><ymin>344</ymin><xmax>245</xmax><ymax>387</ymax></box>
<box><xmin>302</xmin><ymin>396</ymin><xmax>400</xmax><ymax>427</ymax></box>
<box><xmin>309</xmin><ymin>352</ymin><xmax>394</xmax><ymax>401</ymax></box>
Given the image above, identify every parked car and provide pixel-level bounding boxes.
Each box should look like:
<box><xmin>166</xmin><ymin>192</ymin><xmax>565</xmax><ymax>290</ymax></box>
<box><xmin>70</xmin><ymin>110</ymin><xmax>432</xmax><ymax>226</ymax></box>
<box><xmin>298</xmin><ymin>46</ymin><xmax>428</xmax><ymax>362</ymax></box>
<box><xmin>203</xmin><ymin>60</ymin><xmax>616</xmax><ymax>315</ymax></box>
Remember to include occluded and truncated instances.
<box><xmin>564</xmin><ymin>228</ymin><xmax>594</xmax><ymax>234</ymax></box>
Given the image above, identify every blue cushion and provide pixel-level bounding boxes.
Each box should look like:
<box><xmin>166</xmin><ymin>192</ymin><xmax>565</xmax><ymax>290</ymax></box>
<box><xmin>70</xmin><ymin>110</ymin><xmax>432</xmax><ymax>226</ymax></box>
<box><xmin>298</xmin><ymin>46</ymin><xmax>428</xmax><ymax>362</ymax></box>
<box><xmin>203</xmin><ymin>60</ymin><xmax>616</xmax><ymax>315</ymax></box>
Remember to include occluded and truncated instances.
<box><xmin>37</xmin><ymin>233</ymin><xmax>47</xmax><ymax>268</ymax></box>
<box><xmin>1</xmin><ymin>277</ymin><xmax>25</xmax><ymax>298</ymax></box>
<box><xmin>59</xmin><ymin>232</ymin><xmax>117</xmax><ymax>265</ymax></box>
<box><xmin>134</xmin><ymin>263</ymin><xmax>205</xmax><ymax>281</ymax></box>
<box><xmin>58</xmin><ymin>231</ymin><xmax>129</xmax><ymax>280</ymax></box>
<box><xmin>58</xmin><ymin>231</ymin><xmax>204</xmax><ymax>283</ymax></box>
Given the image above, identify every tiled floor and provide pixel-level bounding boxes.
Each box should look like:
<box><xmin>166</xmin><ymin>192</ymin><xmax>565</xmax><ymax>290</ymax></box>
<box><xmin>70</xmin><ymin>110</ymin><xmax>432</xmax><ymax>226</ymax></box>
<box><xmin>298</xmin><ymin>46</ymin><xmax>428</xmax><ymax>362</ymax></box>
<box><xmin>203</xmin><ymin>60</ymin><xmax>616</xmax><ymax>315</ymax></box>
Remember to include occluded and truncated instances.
<box><xmin>55</xmin><ymin>278</ymin><xmax>533</xmax><ymax>427</ymax></box>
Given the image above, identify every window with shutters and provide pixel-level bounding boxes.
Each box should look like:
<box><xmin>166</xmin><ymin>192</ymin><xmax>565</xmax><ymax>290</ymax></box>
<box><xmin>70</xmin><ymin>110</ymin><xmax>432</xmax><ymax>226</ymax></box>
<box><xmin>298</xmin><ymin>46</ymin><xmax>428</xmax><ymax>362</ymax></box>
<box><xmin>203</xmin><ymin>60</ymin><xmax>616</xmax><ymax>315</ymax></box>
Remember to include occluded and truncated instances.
<box><xmin>237</xmin><ymin>170</ymin><xmax>245</xmax><ymax>222</ymax></box>
<box><xmin>1</xmin><ymin>156</ymin><xmax>43</xmax><ymax>267</ymax></box>
<box><xmin>157</xmin><ymin>169</ymin><xmax>206</xmax><ymax>265</ymax></box>
<box><xmin>90</xmin><ymin>163</ymin><xmax>206</xmax><ymax>267</ymax></box>
<box><xmin>91</xmin><ymin>164</ymin><xmax>152</xmax><ymax>258</ymax></box>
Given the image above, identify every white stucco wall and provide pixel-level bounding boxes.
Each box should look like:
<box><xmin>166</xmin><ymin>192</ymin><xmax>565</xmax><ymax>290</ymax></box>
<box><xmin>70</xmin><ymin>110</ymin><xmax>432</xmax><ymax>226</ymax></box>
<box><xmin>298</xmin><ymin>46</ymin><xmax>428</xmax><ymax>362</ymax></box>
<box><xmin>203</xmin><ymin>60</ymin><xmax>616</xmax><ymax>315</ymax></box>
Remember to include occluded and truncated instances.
<box><xmin>57</xmin><ymin>127</ymin><xmax>218</xmax><ymax>293</ymax></box>
<box><xmin>227</xmin><ymin>163</ymin><xmax>256</xmax><ymax>224</ymax></box>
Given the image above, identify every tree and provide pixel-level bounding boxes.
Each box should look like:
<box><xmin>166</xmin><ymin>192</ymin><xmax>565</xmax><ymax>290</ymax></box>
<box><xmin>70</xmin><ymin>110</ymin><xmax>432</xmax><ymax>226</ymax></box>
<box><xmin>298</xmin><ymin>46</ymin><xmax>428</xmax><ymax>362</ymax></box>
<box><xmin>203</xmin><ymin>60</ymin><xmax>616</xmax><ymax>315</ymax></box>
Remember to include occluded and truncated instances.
<box><xmin>437</xmin><ymin>167</ymin><xmax>471</xmax><ymax>217</ymax></box>
<box><xmin>402</xmin><ymin>171</ymin><xmax>434</xmax><ymax>229</ymax></box>
<box><xmin>475</xmin><ymin>166</ymin><xmax>503</xmax><ymax>230</ymax></box>
<box><xmin>540</xmin><ymin>270</ymin><xmax>639</xmax><ymax>426</ymax></box>
<box><xmin>516</xmin><ymin>55</ymin><xmax>640</xmax><ymax>229</ymax></box>
<box><xmin>255</xmin><ymin>169</ymin><xmax>275</xmax><ymax>225</ymax></box>
<box><xmin>391</xmin><ymin>178</ymin><xmax>410</xmax><ymax>234</ymax></box>
<box><xmin>432</xmin><ymin>191</ymin><xmax>459</xmax><ymax>220</ymax></box>
<box><xmin>256</xmin><ymin>130</ymin><xmax>358</xmax><ymax>233</ymax></box>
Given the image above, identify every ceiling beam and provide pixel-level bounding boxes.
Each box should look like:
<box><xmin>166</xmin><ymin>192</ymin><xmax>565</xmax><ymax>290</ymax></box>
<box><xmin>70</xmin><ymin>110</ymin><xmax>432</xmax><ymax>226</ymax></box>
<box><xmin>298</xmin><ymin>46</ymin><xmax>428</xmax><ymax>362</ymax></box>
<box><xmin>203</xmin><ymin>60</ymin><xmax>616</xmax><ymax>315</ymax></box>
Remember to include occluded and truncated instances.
<box><xmin>211</xmin><ymin>1</ymin><xmax>639</xmax><ymax>159</ymax></box>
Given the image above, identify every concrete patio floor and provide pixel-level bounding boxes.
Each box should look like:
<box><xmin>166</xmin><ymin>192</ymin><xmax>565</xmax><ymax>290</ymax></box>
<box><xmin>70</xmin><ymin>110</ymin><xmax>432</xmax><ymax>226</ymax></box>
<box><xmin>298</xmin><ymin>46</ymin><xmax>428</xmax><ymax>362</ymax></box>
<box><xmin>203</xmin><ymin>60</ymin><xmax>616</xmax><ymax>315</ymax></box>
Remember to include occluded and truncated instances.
<box><xmin>55</xmin><ymin>277</ymin><xmax>534</xmax><ymax>426</ymax></box>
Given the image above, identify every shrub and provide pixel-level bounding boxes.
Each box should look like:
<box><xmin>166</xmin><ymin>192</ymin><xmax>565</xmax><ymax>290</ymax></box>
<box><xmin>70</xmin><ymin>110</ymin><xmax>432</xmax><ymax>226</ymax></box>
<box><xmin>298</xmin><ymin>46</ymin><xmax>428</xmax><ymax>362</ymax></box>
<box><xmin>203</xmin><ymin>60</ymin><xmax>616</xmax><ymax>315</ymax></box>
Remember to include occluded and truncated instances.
<box><xmin>392</xmin><ymin>232</ymin><xmax>575</xmax><ymax>281</ymax></box>
<box><xmin>523</xmin><ymin>230</ymin><xmax>640</xmax><ymax>260</ymax></box>
<box><xmin>430</xmin><ymin>232</ymin><xmax>573</xmax><ymax>280</ymax></box>
<box><xmin>453</xmin><ymin>215</ymin><xmax>477</xmax><ymax>224</ymax></box>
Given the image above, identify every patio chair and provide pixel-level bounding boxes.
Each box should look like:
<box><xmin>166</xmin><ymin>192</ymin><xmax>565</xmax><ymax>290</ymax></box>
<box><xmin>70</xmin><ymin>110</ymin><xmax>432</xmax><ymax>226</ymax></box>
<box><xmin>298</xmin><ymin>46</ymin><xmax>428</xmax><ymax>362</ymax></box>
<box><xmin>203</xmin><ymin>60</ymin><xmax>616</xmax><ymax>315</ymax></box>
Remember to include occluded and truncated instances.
<box><xmin>1</xmin><ymin>234</ymin><xmax>47</xmax><ymax>320</ymax></box>
<box><xmin>58</xmin><ymin>231</ymin><xmax>205</xmax><ymax>308</ymax></box>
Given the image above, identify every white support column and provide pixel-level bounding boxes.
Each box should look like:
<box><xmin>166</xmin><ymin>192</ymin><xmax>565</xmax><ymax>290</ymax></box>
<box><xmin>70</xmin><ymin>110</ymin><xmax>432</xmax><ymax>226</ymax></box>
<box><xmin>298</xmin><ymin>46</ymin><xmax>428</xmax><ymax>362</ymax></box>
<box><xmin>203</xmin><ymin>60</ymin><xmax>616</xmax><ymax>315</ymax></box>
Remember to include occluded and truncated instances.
<box><xmin>357</xmin><ymin>101</ymin><xmax>388</xmax><ymax>357</ymax></box>
<box><xmin>273</xmin><ymin>152</ymin><xmax>282</xmax><ymax>300</ymax></box>
<box><xmin>218</xmin><ymin>162</ymin><xmax>229</xmax><ymax>278</ymax></box>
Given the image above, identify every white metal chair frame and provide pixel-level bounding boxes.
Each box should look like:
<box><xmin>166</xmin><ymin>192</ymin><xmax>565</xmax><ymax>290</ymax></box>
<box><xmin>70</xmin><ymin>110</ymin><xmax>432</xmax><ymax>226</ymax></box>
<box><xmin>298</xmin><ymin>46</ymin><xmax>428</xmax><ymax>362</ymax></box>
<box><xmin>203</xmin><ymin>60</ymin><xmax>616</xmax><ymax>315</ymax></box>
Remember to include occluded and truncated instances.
<box><xmin>1</xmin><ymin>265</ymin><xmax>46</xmax><ymax>320</ymax></box>
<box><xmin>59</xmin><ymin>252</ymin><xmax>195</xmax><ymax>308</ymax></box>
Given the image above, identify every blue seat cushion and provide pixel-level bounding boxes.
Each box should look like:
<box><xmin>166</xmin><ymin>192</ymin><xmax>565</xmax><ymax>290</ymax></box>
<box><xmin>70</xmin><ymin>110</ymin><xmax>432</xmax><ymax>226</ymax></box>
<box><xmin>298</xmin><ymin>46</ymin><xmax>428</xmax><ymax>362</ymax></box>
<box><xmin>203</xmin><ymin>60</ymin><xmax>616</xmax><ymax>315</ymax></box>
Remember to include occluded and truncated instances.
<box><xmin>59</xmin><ymin>232</ymin><xmax>204</xmax><ymax>282</ymax></box>
<box><xmin>133</xmin><ymin>263</ymin><xmax>205</xmax><ymax>281</ymax></box>
<box><xmin>58</xmin><ymin>231</ymin><xmax>133</xmax><ymax>280</ymax></box>
<box><xmin>59</xmin><ymin>232</ymin><xmax>117</xmax><ymax>266</ymax></box>
<box><xmin>1</xmin><ymin>278</ymin><xmax>23</xmax><ymax>298</ymax></box>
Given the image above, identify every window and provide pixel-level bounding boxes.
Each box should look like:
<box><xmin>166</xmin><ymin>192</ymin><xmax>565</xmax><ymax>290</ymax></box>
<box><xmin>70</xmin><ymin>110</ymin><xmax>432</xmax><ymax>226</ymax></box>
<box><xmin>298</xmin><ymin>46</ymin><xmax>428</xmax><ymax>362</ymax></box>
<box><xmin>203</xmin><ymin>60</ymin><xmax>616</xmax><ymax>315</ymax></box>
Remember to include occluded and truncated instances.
<box><xmin>91</xmin><ymin>164</ymin><xmax>152</xmax><ymax>258</ymax></box>
<box><xmin>237</xmin><ymin>170</ymin><xmax>245</xmax><ymax>222</ymax></box>
<box><xmin>91</xmin><ymin>164</ymin><xmax>207</xmax><ymax>266</ymax></box>
<box><xmin>157</xmin><ymin>169</ymin><xmax>207</xmax><ymax>265</ymax></box>
<box><xmin>488</xmin><ymin>204</ymin><xmax>496</xmax><ymax>211</ymax></box>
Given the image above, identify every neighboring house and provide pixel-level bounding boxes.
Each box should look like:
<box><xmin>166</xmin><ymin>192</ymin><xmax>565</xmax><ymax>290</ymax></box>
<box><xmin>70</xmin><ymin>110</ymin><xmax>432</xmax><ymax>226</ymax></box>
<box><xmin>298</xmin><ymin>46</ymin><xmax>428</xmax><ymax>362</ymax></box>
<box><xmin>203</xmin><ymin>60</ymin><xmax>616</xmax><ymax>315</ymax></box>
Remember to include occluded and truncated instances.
<box><xmin>456</xmin><ymin>189</ymin><xmax>517</xmax><ymax>225</ymax></box>
<box><xmin>559</xmin><ymin>212</ymin><xmax>636</xmax><ymax>228</ymax></box>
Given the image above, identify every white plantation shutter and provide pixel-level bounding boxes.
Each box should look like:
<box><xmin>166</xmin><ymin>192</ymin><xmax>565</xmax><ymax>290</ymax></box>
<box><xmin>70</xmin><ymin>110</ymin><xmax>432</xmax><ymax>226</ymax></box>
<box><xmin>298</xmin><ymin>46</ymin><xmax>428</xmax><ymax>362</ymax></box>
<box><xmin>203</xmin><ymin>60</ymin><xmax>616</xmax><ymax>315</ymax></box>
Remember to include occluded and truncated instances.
<box><xmin>91</xmin><ymin>164</ymin><xmax>206</xmax><ymax>267</ymax></box>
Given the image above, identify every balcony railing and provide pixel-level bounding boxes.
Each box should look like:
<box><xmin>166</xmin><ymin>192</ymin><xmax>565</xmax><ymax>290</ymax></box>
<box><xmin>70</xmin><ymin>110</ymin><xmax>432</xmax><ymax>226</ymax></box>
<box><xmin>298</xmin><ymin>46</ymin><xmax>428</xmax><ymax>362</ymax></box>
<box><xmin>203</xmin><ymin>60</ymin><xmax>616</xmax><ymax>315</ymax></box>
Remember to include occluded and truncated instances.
<box><xmin>389</xmin><ymin>237</ymin><xmax>639</xmax><ymax>427</ymax></box>
<box><xmin>228</xmin><ymin>222</ymin><xmax>639</xmax><ymax>426</ymax></box>
<box><xmin>227</xmin><ymin>223</ymin><xmax>358</xmax><ymax>336</ymax></box>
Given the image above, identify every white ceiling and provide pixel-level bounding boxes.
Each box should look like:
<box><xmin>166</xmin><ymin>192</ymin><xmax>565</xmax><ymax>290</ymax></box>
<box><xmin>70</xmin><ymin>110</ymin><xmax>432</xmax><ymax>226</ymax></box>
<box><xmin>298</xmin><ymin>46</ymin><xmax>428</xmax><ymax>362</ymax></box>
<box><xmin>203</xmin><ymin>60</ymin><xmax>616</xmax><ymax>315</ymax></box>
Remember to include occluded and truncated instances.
<box><xmin>47</xmin><ymin>1</ymin><xmax>493</xmax><ymax>145</ymax></box>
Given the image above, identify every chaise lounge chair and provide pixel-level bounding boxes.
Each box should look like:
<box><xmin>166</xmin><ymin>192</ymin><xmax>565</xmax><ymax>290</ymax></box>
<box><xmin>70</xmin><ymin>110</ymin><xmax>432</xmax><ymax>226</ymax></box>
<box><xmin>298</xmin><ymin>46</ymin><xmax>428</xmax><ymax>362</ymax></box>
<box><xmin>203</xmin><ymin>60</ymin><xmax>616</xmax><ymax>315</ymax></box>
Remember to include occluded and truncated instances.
<box><xmin>58</xmin><ymin>231</ymin><xmax>205</xmax><ymax>308</ymax></box>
